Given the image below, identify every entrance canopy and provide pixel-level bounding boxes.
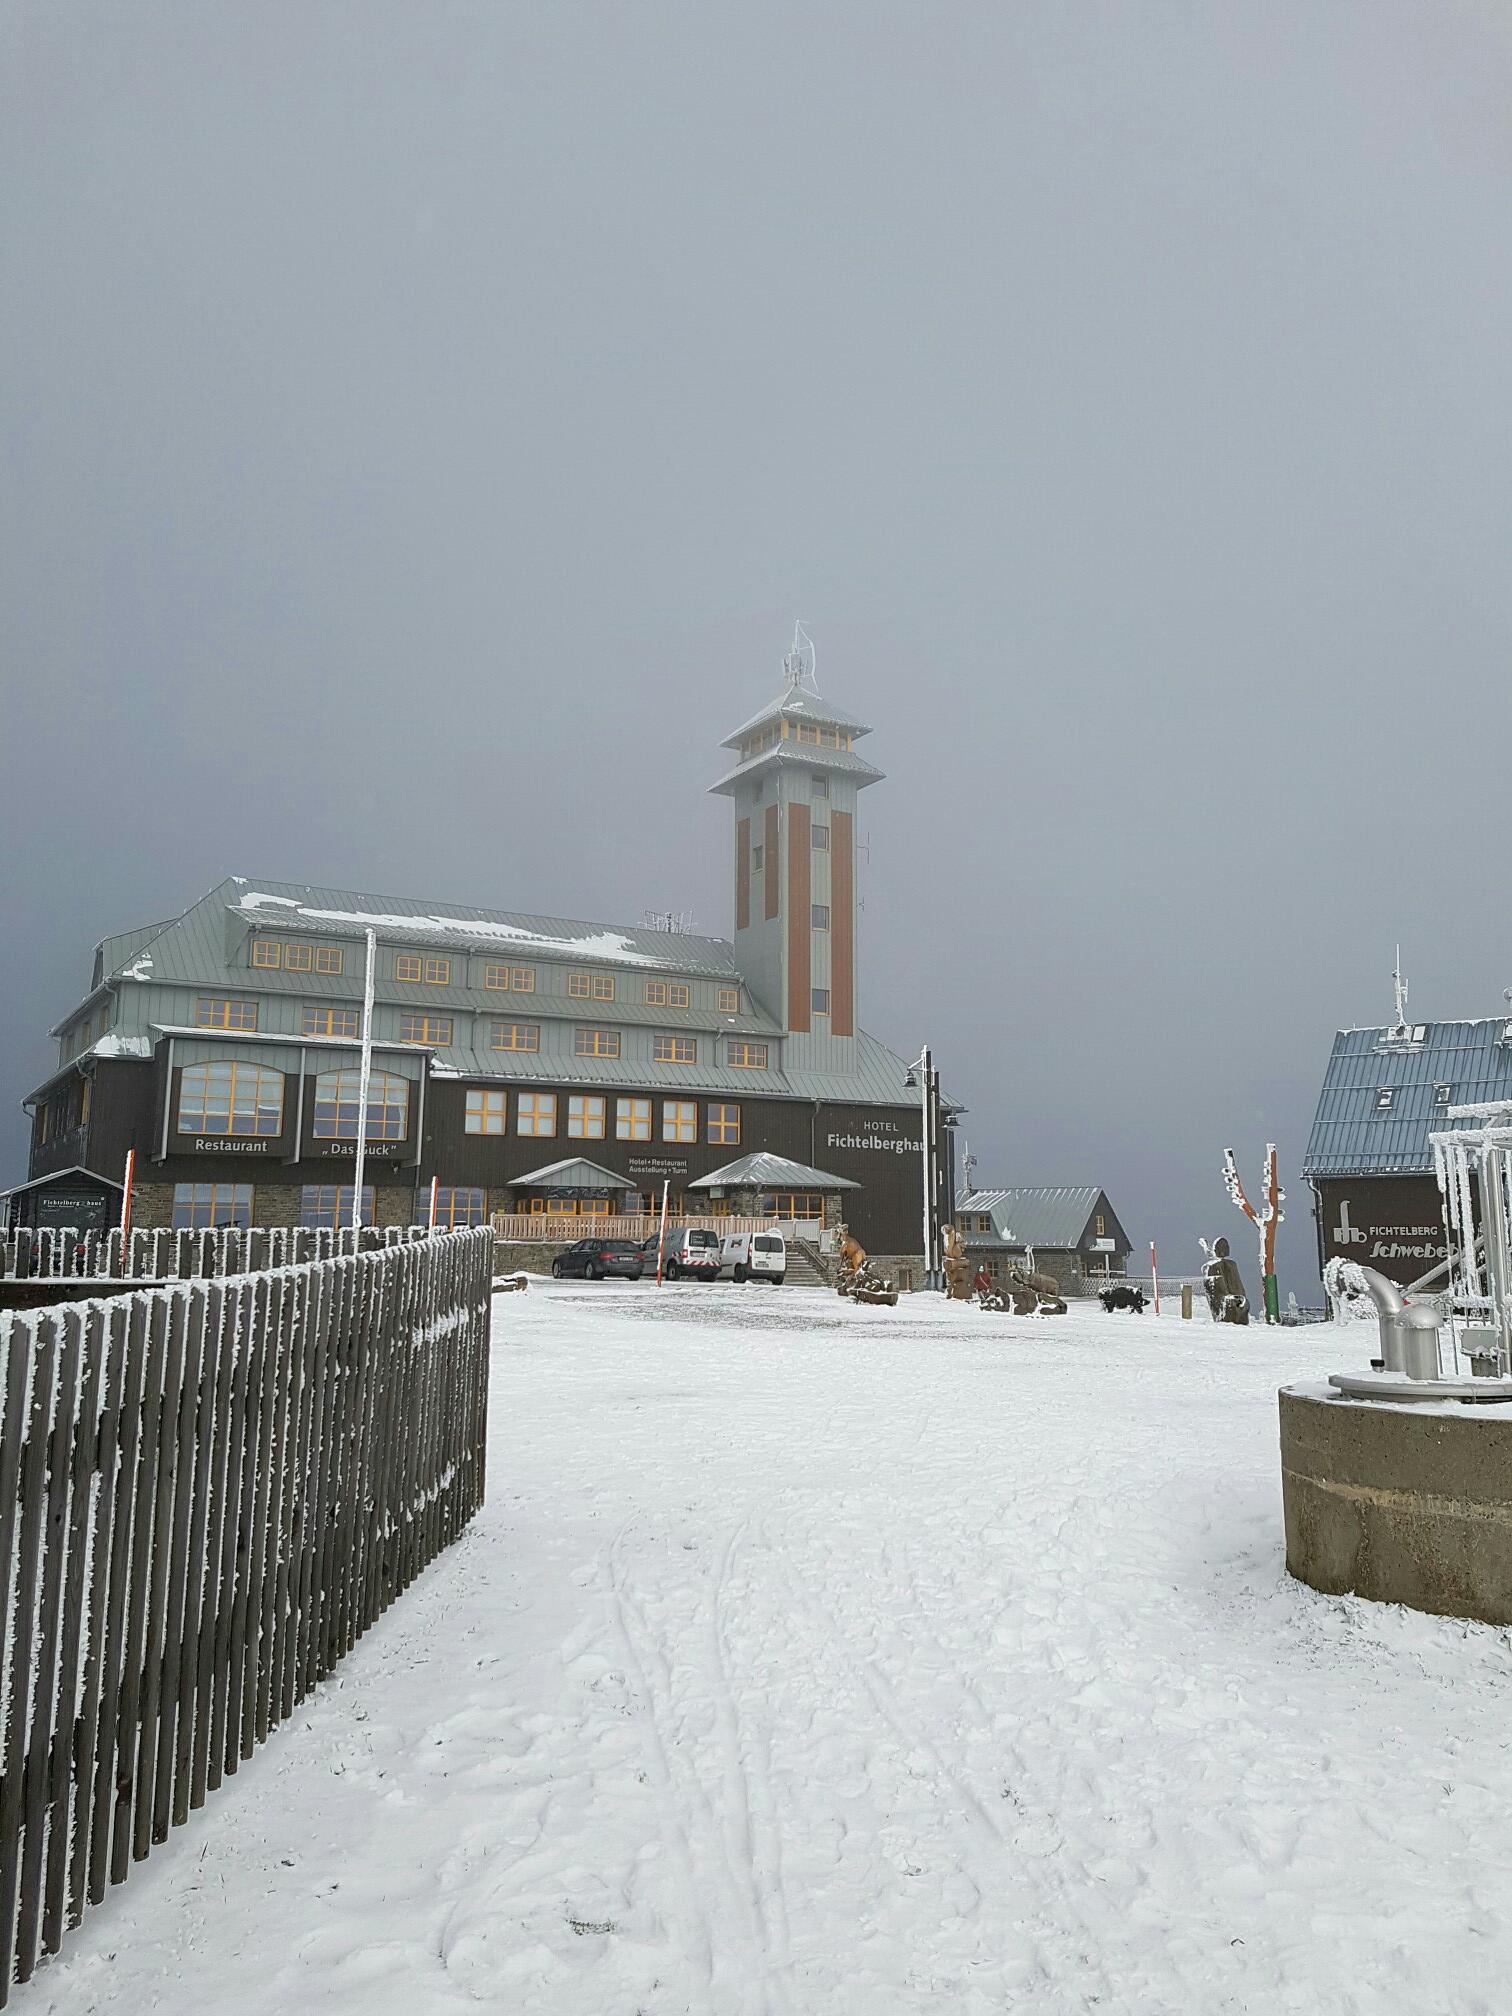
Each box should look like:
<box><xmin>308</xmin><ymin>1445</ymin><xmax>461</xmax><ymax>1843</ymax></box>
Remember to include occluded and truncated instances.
<box><xmin>508</xmin><ymin>1158</ymin><xmax>640</xmax><ymax>1200</ymax></box>
<box><xmin>689</xmin><ymin>1153</ymin><xmax>860</xmax><ymax>1194</ymax></box>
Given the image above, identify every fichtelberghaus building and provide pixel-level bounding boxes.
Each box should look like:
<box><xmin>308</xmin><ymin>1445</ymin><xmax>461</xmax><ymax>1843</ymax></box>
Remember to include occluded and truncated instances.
<box><xmin>16</xmin><ymin>644</ymin><xmax>943</xmax><ymax>1255</ymax></box>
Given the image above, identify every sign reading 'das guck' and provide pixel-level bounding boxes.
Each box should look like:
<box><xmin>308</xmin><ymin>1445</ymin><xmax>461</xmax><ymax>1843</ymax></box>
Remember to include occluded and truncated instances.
<box><xmin>320</xmin><ymin>1141</ymin><xmax>402</xmax><ymax>1159</ymax></box>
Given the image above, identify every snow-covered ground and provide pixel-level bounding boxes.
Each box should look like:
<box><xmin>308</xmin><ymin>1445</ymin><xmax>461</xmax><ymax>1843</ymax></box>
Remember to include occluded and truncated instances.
<box><xmin>33</xmin><ymin>1283</ymin><xmax>1512</xmax><ymax>2015</ymax></box>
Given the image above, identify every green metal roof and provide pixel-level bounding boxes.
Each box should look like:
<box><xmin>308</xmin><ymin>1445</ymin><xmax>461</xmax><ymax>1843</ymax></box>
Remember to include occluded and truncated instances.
<box><xmin>689</xmin><ymin>1153</ymin><xmax>860</xmax><ymax>1191</ymax></box>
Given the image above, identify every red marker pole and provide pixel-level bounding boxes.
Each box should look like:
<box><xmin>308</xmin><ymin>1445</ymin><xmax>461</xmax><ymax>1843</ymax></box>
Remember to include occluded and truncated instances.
<box><xmin>1150</xmin><ymin>1241</ymin><xmax>1160</xmax><ymax>1316</ymax></box>
<box><xmin>120</xmin><ymin>1147</ymin><xmax>136</xmax><ymax>1242</ymax></box>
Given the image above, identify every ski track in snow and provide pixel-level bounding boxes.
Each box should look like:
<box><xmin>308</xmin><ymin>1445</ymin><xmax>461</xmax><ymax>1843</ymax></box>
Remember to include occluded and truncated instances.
<box><xmin>28</xmin><ymin>1283</ymin><xmax>1512</xmax><ymax>2016</ymax></box>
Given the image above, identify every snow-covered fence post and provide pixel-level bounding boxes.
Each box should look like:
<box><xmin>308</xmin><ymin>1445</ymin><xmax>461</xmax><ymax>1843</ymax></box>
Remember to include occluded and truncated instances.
<box><xmin>1223</xmin><ymin>1144</ymin><xmax>1284</xmax><ymax>1324</ymax></box>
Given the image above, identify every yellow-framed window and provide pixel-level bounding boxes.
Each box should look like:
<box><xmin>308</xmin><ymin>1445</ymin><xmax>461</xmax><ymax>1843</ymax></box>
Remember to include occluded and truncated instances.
<box><xmin>311</xmin><ymin>1069</ymin><xmax>409</xmax><ymax>1141</ymax></box>
<box><xmin>574</xmin><ymin>1027</ymin><xmax>621</xmax><ymax>1058</ymax></box>
<box><xmin>78</xmin><ymin>1076</ymin><xmax>92</xmax><ymax>1128</ymax></box>
<box><xmin>399</xmin><ymin>1011</ymin><xmax>454</xmax><ymax>1045</ymax></box>
<box><xmin>298</xmin><ymin>1184</ymin><xmax>374</xmax><ymax>1229</ymax></box>
<box><xmin>645</xmin><ymin>979</ymin><xmax>668</xmax><ymax>1006</ymax></box>
<box><xmin>283</xmin><ymin>942</ymin><xmax>314</xmax><ymax>972</ymax></box>
<box><xmin>662</xmin><ymin>1099</ymin><xmax>697</xmax><ymax>1143</ymax></box>
<box><xmin>172</xmin><ymin>1182</ymin><xmax>253</xmax><ymax>1230</ymax></box>
<box><xmin>196</xmin><ymin>996</ymin><xmax>259</xmax><ymax>1031</ymax></box>
<box><xmin>395</xmin><ymin>954</ymin><xmax>423</xmax><ymax>982</ymax></box>
<box><xmin>727</xmin><ymin>1040</ymin><xmax>768</xmax><ymax>1069</ymax></box>
<box><xmin>302</xmin><ymin>1004</ymin><xmax>361</xmax><ymax>1040</ymax></box>
<box><xmin>707</xmin><ymin>1102</ymin><xmax>740</xmax><ymax>1145</ymax></box>
<box><xmin>423</xmin><ymin>956</ymin><xmax>450</xmax><ymax>985</ymax></box>
<box><xmin>580</xmin><ymin>1198</ymin><xmax>612</xmax><ymax>1217</ymax></box>
<box><xmin>314</xmin><ymin>946</ymin><xmax>343</xmax><ymax>975</ymax></box>
<box><xmin>250</xmin><ymin>939</ymin><xmax>281</xmax><ymax>968</ymax></box>
<box><xmin>653</xmin><ymin>1034</ymin><xmax>696</xmax><ymax>1064</ymax></box>
<box><xmin>518</xmin><ymin>1092</ymin><xmax>557</xmax><ymax>1137</ymax></box>
<box><xmin>491</xmin><ymin>1021</ymin><xmax>539</xmax><ymax>1051</ymax></box>
<box><xmin>1095</xmin><ymin>1214</ymin><xmax>1106</xmax><ymax>1236</ymax></box>
<box><xmin>716</xmin><ymin>987</ymin><xmax>739</xmax><ymax>1013</ymax></box>
<box><xmin>567</xmin><ymin>972</ymin><xmax>590</xmax><ymax>998</ymax></box>
<box><xmin>616</xmin><ymin>1096</ymin><xmax>651</xmax><ymax>1141</ymax></box>
<box><xmin>765</xmin><ymin>1191</ymin><xmax>823</xmax><ymax>1219</ymax></box>
<box><xmin>429</xmin><ymin>1185</ymin><xmax>486</xmax><ymax>1228</ymax></box>
<box><xmin>568</xmin><ymin>1094</ymin><xmax>606</xmax><ymax>1139</ymax></box>
<box><xmin>177</xmin><ymin>1060</ymin><xmax>285</xmax><ymax>1137</ymax></box>
<box><xmin>591</xmin><ymin>973</ymin><xmax>615</xmax><ymax>1001</ymax></box>
<box><xmin>482</xmin><ymin>962</ymin><xmax>535</xmax><ymax>992</ymax></box>
<box><xmin>640</xmin><ymin>1191</ymin><xmax>686</xmax><ymax>1216</ymax></box>
<box><xmin>464</xmin><ymin>1088</ymin><xmax>508</xmax><ymax>1135</ymax></box>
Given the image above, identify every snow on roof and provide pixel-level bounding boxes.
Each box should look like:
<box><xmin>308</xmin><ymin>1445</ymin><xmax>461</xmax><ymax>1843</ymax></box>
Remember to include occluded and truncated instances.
<box><xmin>228</xmin><ymin>883</ymin><xmax>738</xmax><ymax>976</ymax></box>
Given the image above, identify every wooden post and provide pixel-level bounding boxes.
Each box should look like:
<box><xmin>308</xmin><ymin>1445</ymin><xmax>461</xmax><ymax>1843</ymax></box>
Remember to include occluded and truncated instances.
<box><xmin>119</xmin><ymin>1147</ymin><xmax>136</xmax><ymax>1240</ymax></box>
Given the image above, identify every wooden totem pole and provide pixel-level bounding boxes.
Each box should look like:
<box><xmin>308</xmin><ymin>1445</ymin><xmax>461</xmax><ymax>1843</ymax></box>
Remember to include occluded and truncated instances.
<box><xmin>1223</xmin><ymin>1144</ymin><xmax>1284</xmax><ymax>1324</ymax></box>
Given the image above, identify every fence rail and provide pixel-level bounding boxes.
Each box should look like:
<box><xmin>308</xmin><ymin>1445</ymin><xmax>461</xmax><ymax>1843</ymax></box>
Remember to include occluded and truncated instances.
<box><xmin>0</xmin><ymin>1223</ymin><xmax>436</xmax><ymax>1284</ymax></box>
<box><xmin>491</xmin><ymin>1213</ymin><xmax>780</xmax><ymax>1243</ymax></box>
<box><xmin>0</xmin><ymin>1225</ymin><xmax>493</xmax><ymax>2002</ymax></box>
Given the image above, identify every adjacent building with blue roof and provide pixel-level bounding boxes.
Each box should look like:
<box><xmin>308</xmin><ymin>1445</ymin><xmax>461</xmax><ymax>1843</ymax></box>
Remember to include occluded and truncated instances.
<box><xmin>1301</xmin><ymin>1012</ymin><xmax>1512</xmax><ymax>1285</ymax></box>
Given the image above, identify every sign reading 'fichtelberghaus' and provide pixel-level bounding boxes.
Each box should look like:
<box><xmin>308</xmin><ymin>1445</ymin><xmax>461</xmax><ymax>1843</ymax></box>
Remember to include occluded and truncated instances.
<box><xmin>826</xmin><ymin>1126</ymin><xmax>921</xmax><ymax>1154</ymax></box>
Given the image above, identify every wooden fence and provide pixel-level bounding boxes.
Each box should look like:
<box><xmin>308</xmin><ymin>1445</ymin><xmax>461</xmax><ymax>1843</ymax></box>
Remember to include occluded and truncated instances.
<box><xmin>0</xmin><ymin>1223</ymin><xmax>436</xmax><ymax>1284</ymax></box>
<box><xmin>491</xmin><ymin>1213</ymin><xmax>793</xmax><ymax>1243</ymax></box>
<box><xmin>0</xmin><ymin>1225</ymin><xmax>493</xmax><ymax>2002</ymax></box>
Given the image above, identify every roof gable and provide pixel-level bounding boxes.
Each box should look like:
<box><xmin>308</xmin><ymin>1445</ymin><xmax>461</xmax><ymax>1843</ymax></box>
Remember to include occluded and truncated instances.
<box><xmin>1303</xmin><ymin>1019</ymin><xmax>1512</xmax><ymax>1178</ymax></box>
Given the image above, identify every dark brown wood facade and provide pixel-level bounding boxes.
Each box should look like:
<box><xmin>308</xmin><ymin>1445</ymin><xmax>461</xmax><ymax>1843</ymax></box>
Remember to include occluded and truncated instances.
<box><xmin>35</xmin><ymin>1049</ymin><xmax>931</xmax><ymax>1253</ymax></box>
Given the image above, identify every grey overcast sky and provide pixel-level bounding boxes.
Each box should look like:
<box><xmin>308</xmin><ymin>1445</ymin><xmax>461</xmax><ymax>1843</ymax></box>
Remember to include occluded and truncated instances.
<box><xmin>4</xmin><ymin>2</ymin><xmax>1511</xmax><ymax>1294</ymax></box>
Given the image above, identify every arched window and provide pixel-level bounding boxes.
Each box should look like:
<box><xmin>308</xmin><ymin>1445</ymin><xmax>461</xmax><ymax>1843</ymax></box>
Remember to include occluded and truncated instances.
<box><xmin>311</xmin><ymin>1069</ymin><xmax>409</xmax><ymax>1141</ymax></box>
<box><xmin>177</xmin><ymin>1060</ymin><xmax>284</xmax><ymax>1137</ymax></box>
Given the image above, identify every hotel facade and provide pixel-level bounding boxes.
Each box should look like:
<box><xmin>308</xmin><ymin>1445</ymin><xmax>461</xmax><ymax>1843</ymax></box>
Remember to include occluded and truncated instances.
<box><xmin>14</xmin><ymin>649</ymin><xmax>947</xmax><ymax>1260</ymax></box>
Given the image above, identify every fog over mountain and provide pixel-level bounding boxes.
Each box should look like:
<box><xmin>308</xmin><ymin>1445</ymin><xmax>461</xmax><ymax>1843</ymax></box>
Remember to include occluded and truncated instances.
<box><xmin>4</xmin><ymin>2</ymin><xmax>1512</xmax><ymax>1294</ymax></box>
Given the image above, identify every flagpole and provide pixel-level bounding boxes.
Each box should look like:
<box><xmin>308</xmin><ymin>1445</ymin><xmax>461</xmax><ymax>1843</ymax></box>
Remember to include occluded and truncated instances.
<box><xmin>351</xmin><ymin>928</ymin><xmax>377</xmax><ymax>1232</ymax></box>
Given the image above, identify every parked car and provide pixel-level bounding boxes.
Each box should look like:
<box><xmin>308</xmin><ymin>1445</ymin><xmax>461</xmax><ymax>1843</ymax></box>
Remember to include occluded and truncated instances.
<box><xmin>717</xmin><ymin>1229</ymin><xmax>787</xmax><ymax>1284</ymax></box>
<box><xmin>551</xmin><ymin>1237</ymin><xmax>645</xmax><ymax>1281</ymax></box>
<box><xmin>639</xmin><ymin>1227</ymin><xmax>723</xmax><ymax>1280</ymax></box>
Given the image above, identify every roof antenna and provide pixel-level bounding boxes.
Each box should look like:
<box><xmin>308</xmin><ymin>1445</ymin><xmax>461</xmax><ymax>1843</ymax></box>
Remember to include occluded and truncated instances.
<box><xmin>1390</xmin><ymin>944</ymin><xmax>1410</xmax><ymax>1039</ymax></box>
<box><xmin>784</xmin><ymin>621</ymin><xmax>819</xmax><ymax>698</ymax></box>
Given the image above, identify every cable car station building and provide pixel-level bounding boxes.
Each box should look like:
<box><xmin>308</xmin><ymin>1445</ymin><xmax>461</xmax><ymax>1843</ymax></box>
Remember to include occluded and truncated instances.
<box><xmin>17</xmin><ymin>648</ymin><xmax>938</xmax><ymax>1266</ymax></box>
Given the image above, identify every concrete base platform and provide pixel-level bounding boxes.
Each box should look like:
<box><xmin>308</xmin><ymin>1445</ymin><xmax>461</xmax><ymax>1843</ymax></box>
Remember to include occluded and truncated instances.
<box><xmin>1281</xmin><ymin>1382</ymin><xmax>1512</xmax><ymax>1623</ymax></box>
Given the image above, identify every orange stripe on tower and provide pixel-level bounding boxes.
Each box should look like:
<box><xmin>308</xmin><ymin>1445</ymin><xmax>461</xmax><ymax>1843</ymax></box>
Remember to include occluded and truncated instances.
<box><xmin>764</xmin><ymin>804</ymin><xmax>780</xmax><ymax>922</ymax></box>
<box><xmin>831</xmin><ymin>808</ymin><xmax>855</xmax><ymax>1035</ymax></box>
<box><xmin>787</xmin><ymin>802</ymin><xmax>811</xmax><ymax>1031</ymax></box>
<box><xmin>736</xmin><ymin>817</ymin><xmax>751</xmax><ymax>931</ymax></box>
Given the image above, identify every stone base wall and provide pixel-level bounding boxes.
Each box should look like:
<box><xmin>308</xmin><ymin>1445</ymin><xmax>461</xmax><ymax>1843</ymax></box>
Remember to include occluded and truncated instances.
<box><xmin>130</xmin><ymin>1182</ymin><xmax>176</xmax><ymax>1232</ymax></box>
<box><xmin>1280</xmin><ymin>1382</ymin><xmax>1512</xmax><ymax>1624</ymax></box>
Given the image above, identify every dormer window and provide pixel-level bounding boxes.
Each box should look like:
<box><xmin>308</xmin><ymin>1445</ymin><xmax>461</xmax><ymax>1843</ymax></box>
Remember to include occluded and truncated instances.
<box><xmin>1434</xmin><ymin>1082</ymin><xmax>1453</xmax><ymax>1107</ymax></box>
<box><xmin>1375</xmin><ymin>1087</ymin><xmax>1396</xmax><ymax>1112</ymax></box>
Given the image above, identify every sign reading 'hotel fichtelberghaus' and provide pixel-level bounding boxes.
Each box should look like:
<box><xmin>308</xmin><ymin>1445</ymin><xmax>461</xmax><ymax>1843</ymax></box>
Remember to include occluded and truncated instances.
<box><xmin>826</xmin><ymin>1118</ymin><xmax>921</xmax><ymax>1155</ymax></box>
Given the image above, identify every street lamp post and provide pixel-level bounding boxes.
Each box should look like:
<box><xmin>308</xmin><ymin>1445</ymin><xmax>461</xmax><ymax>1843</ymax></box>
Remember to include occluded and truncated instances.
<box><xmin>906</xmin><ymin>1046</ymin><xmax>943</xmax><ymax>1291</ymax></box>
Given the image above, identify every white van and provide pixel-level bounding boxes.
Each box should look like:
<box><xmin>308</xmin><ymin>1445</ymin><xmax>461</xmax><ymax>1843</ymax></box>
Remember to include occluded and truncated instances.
<box><xmin>718</xmin><ymin>1229</ymin><xmax>786</xmax><ymax>1284</ymax></box>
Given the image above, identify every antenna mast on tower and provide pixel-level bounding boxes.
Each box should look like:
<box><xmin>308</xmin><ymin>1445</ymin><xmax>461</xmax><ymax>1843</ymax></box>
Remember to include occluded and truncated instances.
<box><xmin>1390</xmin><ymin>944</ymin><xmax>1410</xmax><ymax>1039</ymax></box>
<box><xmin>784</xmin><ymin>620</ymin><xmax>819</xmax><ymax>698</ymax></box>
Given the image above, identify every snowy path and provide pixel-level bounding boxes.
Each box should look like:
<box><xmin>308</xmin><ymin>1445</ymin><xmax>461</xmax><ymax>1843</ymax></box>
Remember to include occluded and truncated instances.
<box><xmin>32</xmin><ymin>1283</ymin><xmax>1512</xmax><ymax>2015</ymax></box>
